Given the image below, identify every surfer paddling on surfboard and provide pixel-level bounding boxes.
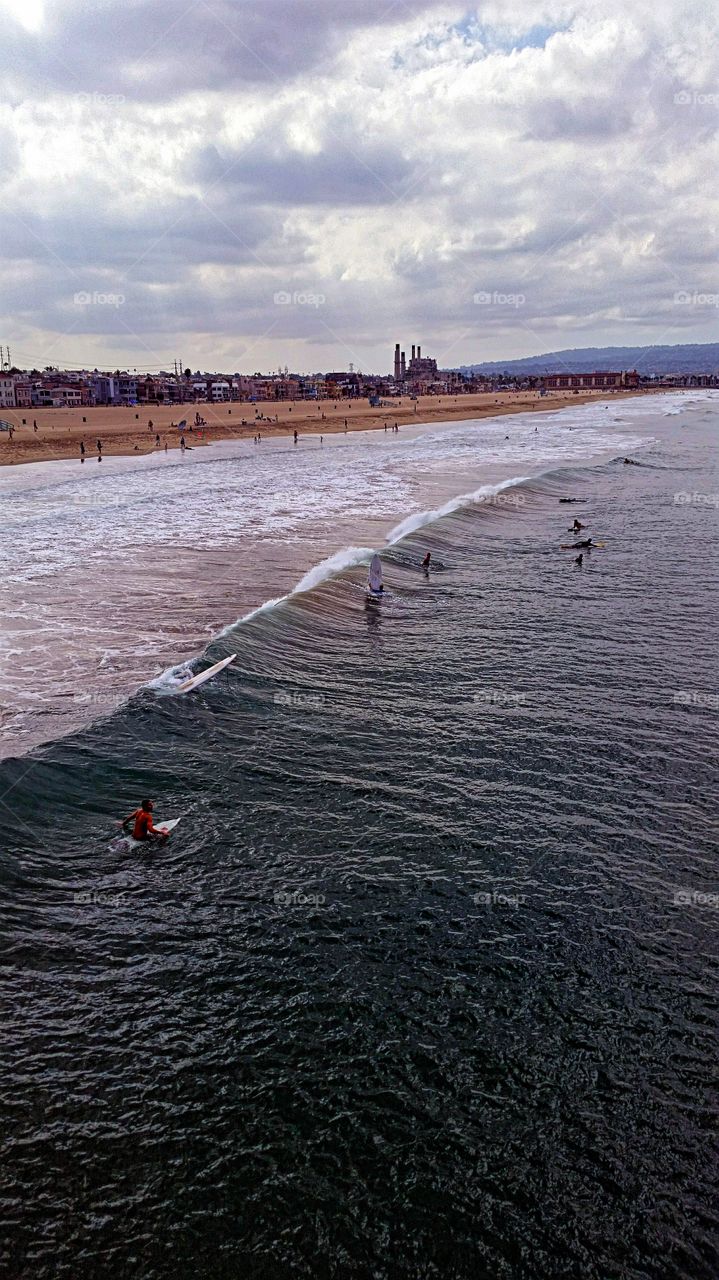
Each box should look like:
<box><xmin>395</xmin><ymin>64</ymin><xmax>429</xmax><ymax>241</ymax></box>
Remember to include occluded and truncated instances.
<box><xmin>119</xmin><ymin>799</ymin><xmax>169</xmax><ymax>844</ymax></box>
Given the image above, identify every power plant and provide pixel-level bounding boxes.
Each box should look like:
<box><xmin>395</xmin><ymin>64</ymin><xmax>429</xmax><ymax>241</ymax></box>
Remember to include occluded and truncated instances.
<box><xmin>393</xmin><ymin>341</ymin><xmax>437</xmax><ymax>383</ymax></box>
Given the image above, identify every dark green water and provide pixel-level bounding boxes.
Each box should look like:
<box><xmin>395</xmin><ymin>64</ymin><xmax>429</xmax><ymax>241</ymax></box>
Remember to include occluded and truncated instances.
<box><xmin>1</xmin><ymin>407</ymin><xmax>718</xmax><ymax>1278</ymax></box>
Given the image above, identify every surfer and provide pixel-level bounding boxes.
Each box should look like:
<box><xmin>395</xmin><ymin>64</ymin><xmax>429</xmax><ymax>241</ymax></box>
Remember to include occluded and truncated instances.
<box><xmin>571</xmin><ymin>519</ymin><xmax>584</xmax><ymax>532</ymax></box>
<box><xmin>119</xmin><ymin>799</ymin><xmax>168</xmax><ymax>843</ymax></box>
<box><xmin>368</xmin><ymin>553</ymin><xmax>384</xmax><ymax>597</ymax></box>
<box><xmin>422</xmin><ymin>552</ymin><xmax>431</xmax><ymax>571</ymax></box>
<box><xmin>571</xmin><ymin>538</ymin><xmax>594</xmax><ymax>549</ymax></box>
<box><xmin>575</xmin><ymin>553</ymin><xmax>583</xmax><ymax>567</ymax></box>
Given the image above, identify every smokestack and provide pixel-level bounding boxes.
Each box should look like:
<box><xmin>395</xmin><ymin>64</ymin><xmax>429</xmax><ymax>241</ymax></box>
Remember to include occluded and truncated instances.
<box><xmin>394</xmin><ymin>343</ymin><xmax>401</xmax><ymax>381</ymax></box>
<box><xmin>411</xmin><ymin>345</ymin><xmax>415</xmax><ymax>361</ymax></box>
<box><xmin>417</xmin><ymin>345</ymin><xmax>421</xmax><ymax>360</ymax></box>
<box><xmin>401</xmin><ymin>351</ymin><xmax>406</xmax><ymax>377</ymax></box>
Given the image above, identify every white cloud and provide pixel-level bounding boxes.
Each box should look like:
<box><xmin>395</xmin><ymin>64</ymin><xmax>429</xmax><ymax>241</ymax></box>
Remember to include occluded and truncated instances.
<box><xmin>1</xmin><ymin>0</ymin><xmax>718</xmax><ymax>372</ymax></box>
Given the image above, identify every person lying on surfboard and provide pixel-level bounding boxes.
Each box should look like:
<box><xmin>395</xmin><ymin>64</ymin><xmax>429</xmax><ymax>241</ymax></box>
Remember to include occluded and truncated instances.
<box><xmin>120</xmin><ymin>799</ymin><xmax>168</xmax><ymax>843</ymax></box>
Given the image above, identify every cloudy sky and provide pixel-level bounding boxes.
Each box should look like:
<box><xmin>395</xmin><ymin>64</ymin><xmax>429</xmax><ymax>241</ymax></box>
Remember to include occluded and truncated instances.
<box><xmin>1</xmin><ymin>0</ymin><xmax>717</xmax><ymax>374</ymax></box>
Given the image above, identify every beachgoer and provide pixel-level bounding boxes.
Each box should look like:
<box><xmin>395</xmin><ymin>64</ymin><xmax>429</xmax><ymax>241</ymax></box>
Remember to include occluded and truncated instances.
<box><xmin>180</xmin><ymin>435</ymin><xmax>186</xmax><ymax>451</ymax></box>
<box><xmin>120</xmin><ymin>799</ymin><xmax>168</xmax><ymax>843</ymax></box>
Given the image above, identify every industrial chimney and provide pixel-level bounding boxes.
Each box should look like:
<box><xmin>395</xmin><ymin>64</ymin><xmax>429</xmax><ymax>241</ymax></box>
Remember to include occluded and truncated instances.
<box><xmin>394</xmin><ymin>343</ymin><xmax>401</xmax><ymax>381</ymax></box>
<box><xmin>417</xmin><ymin>345</ymin><xmax>421</xmax><ymax>360</ymax></box>
<box><xmin>401</xmin><ymin>351</ymin><xmax>406</xmax><ymax>377</ymax></box>
<box><xmin>411</xmin><ymin>345</ymin><xmax>416</xmax><ymax>361</ymax></box>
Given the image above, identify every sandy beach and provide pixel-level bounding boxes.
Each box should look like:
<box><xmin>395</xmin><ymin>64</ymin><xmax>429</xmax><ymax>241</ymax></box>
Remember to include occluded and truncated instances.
<box><xmin>0</xmin><ymin>387</ymin><xmax>663</xmax><ymax>467</ymax></box>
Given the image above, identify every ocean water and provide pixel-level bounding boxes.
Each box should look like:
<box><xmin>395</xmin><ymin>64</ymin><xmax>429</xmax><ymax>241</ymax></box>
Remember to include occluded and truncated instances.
<box><xmin>1</xmin><ymin>393</ymin><xmax>718</xmax><ymax>1278</ymax></box>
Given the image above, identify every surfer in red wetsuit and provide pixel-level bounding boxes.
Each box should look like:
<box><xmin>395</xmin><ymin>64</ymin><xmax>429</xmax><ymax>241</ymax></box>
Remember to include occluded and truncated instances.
<box><xmin>120</xmin><ymin>799</ymin><xmax>168</xmax><ymax>842</ymax></box>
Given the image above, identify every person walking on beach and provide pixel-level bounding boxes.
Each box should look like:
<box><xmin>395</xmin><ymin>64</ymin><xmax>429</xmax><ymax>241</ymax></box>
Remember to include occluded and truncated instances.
<box><xmin>80</xmin><ymin>441</ymin><xmax>85</xmax><ymax>460</ymax></box>
<box><xmin>155</xmin><ymin>433</ymin><xmax>160</xmax><ymax>448</ymax></box>
<box><xmin>180</xmin><ymin>435</ymin><xmax>186</xmax><ymax>452</ymax></box>
<box><xmin>294</xmin><ymin>430</ymin><xmax>298</xmax><ymax>444</ymax></box>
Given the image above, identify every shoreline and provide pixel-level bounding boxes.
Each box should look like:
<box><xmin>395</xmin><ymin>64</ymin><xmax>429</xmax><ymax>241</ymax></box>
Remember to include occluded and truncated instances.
<box><xmin>0</xmin><ymin>387</ymin><xmax>671</xmax><ymax>468</ymax></box>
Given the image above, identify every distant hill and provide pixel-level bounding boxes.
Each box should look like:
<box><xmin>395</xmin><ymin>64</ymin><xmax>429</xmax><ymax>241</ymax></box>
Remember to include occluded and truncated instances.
<box><xmin>459</xmin><ymin>343</ymin><xmax>719</xmax><ymax>376</ymax></box>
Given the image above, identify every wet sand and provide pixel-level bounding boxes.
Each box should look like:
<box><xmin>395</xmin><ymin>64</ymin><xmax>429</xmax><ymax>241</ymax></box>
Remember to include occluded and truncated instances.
<box><xmin>0</xmin><ymin>388</ymin><xmax>664</xmax><ymax>466</ymax></box>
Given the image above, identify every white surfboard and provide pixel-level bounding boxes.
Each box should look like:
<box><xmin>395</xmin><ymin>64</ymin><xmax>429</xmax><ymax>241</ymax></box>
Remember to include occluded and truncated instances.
<box><xmin>368</xmin><ymin>553</ymin><xmax>383</xmax><ymax>596</ymax></box>
<box><xmin>177</xmin><ymin>653</ymin><xmax>236</xmax><ymax>694</ymax></box>
<box><xmin>110</xmin><ymin>816</ymin><xmax>181</xmax><ymax>851</ymax></box>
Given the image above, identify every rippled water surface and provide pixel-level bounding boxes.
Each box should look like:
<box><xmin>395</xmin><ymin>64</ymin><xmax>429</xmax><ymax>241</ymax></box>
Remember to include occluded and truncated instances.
<box><xmin>1</xmin><ymin>393</ymin><xmax>718</xmax><ymax>1279</ymax></box>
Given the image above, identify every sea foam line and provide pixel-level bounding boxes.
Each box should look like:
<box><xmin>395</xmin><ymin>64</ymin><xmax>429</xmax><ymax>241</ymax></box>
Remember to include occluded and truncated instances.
<box><xmin>149</xmin><ymin>477</ymin><xmax>533</xmax><ymax>690</ymax></box>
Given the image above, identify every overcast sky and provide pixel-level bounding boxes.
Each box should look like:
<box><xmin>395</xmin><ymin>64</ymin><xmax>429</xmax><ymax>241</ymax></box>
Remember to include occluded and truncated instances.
<box><xmin>1</xmin><ymin>0</ymin><xmax>717</xmax><ymax>373</ymax></box>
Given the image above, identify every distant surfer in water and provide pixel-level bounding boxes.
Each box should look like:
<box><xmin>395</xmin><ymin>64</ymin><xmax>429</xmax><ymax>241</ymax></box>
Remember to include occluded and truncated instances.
<box><xmin>571</xmin><ymin>519</ymin><xmax>584</xmax><ymax>532</ymax></box>
<box><xmin>571</xmin><ymin>537</ymin><xmax>594</xmax><ymax>549</ymax></box>
<box><xmin>368</xmin><ymin>553</ymin><xmax>384</xmax><ymax>596</ymax></box>
<box><xmin>119</xmin><ymin>799</ymin><xmax>168</xmax><ymax>843</ymax></box>
<box><xmin>422</xmin><ymin>552</ymin><xmax>431</xmax><ymax>571</ymax></box>
<box><xmin>575</xmin><ymin>553</ymin><xmax>583</xmax><ymax>567</ymax></box>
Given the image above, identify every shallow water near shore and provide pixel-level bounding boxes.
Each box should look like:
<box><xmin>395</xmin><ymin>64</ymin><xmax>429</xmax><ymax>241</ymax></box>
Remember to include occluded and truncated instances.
<box><xmin>1</xmin><ymin>392</ymin><xmax>718</xmax><ymax>1279</ymax></box>
<box><xmin>0</xmin><ymin>392</ymin><xmax>693</xmax><ymax>756</ymax></box>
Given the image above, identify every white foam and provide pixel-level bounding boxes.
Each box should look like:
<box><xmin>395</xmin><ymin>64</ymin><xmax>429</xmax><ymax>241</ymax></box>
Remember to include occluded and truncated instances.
<box><xmin>387</xmin><ymin>476</ymin><xmax>528</xmax><ymax>543</ymax></box>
